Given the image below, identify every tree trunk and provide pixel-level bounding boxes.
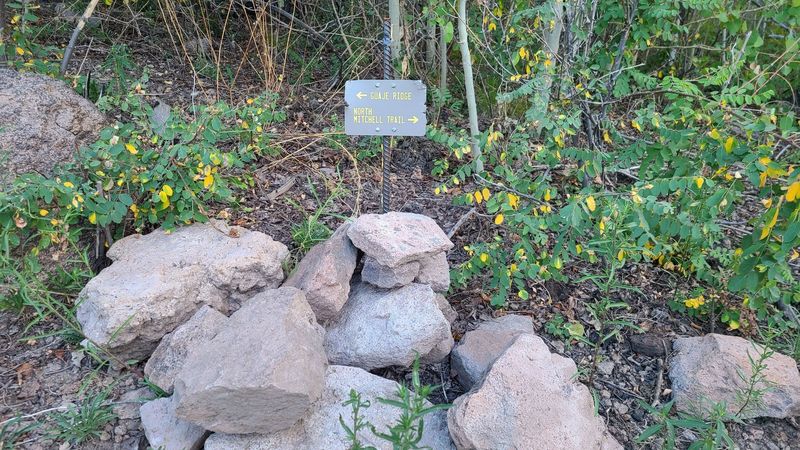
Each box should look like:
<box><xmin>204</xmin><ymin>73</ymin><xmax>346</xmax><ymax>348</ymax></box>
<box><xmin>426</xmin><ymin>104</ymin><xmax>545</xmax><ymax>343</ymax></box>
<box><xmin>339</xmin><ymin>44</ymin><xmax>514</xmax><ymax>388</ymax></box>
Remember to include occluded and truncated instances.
<box><xmin>425</xmin><ymin>2</ymin><xmax>436</xmax><ymax>67</ymax></box>
<box><xmin>530</xmin><ymin>0</ymin><xmax>564</xmax><ymax>129</ymax></box>
<box><xmin>457</xmin><ymin>0</ymin><xmax>482</xmax><ymax>172</ymax></box>
<box><xmin>388</xmin><ymin>0</ymin><xmax>402</xmax><ymax>61</ymax></box>
<box><xmin>439</xmin><ymin>22</ymin><xmax>448</xmax><ymax>92</ymax></box>
<box><xmin>61</xmin><ymin>0</ymin><xmax>101</xmax><ymax>74</ymax></box>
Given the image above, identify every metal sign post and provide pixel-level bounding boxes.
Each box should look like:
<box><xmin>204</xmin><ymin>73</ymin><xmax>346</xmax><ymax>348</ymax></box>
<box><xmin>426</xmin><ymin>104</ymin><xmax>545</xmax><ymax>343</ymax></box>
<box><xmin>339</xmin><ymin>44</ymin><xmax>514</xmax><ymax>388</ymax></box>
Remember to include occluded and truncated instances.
<box><xmin>344</xmin><ymin>20</ymin><xmax>427</xmax><ymax>213</ymax></box>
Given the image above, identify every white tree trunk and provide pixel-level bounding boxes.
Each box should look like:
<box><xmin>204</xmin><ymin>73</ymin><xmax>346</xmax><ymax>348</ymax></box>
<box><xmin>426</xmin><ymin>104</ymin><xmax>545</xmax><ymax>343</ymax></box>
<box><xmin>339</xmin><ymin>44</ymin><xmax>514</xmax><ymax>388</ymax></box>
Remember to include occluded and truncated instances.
<box><xmin>425</xmin><ymin>2</ymin><xmax>436</xmax><ymax>67</ymax></box>
<box><xmin>457</xmin><ymin>0</ymin><xmax>482</xmax><ymax>172</ymax></box>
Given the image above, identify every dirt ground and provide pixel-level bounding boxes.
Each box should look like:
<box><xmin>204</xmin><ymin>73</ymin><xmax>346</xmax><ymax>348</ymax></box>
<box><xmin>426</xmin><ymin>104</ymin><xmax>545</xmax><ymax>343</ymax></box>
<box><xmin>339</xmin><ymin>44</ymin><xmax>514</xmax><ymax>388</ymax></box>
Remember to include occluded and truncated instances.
<box><xmin>2</xmin><ymin>6</ymin><xmax>800</xmax><ymax>449</ymax></box>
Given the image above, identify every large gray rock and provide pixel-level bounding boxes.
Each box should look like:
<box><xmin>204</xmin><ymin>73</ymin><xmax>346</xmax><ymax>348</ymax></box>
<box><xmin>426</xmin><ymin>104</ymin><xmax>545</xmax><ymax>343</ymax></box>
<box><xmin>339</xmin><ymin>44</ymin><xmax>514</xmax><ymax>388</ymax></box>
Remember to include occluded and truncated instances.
<box><xmin>450</xmin><ymin>315</ymin><xmax>533</xmax><ymax>390</ymax></box>
<box><xmin>0</xmin><ymin>69</ymin><xmax>106</xmax><ymax>184</ymax></box>
<box><xmin>174</xmin><ymin>287</ymin><xmax>327</xmax><ymax>434</ymax></box>
<box><xmin>448</xmin><ymin>334</ymin><xmax>622</xmax><ymax>450</ymax></box>
<box><xmin>76</xmin><ymin>220</ymin><xmax>288</xmax><ymax>363</ymax></box>
<box><xmin>144</xmin><ymin>306</ymin><xmax>228</xmax><ymax>394</ymax></box>
<box><xmin>415</xmin><ymin>252</ymin><xmax>451</xmax><ymax>293</ymax></box>
<box><xmin>347</xmin><ymin>212</ymin><xmax>453</xmax><ymax>268</ymax></box>
<box><xmin>325</xmin><ymin>283</ymin><xmax>453</xmax><ymax>370</ymax></box>
<box><xmin>670</xmin><ymin>333</ymin><xmax>800</xmax><ymax>419</ymax></box>
<box><xmin>204</xmin><ymin>365</ymin><xmax>454</xmax><ymax>450</ymax></box>
<box><xmin>141</xmin><ymin>396</ymin><xmax>207</xmax><ymax>450</ymax></box>
<box><xmin>284</xmin><ymin>223</ymin><xmax>358</xmax><ymax>322</ymax></box>
<box><xmin>361</xmin><ymin>257</ymin><xmax>420</xmax><ymax>289</ymax></box>
<box><xmin>112</xmin><ymin>387</ymin><xmax>156</xmax><ymax>420</ymax></box>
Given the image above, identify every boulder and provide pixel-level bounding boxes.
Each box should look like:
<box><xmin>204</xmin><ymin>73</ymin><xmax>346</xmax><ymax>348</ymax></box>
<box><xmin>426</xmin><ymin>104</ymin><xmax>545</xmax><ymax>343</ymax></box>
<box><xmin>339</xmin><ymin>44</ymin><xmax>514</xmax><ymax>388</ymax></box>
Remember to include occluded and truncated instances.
<box><xmin>204</xmin><ymin>365</ymin><xmax>453</xmax><ymax>450</ymax></box>
<box><xmin>361</xmin><ymin>257</ymin><xmax>420</xmax><ymax>289</ymax></box>
<box><xmin>76</xmin><ymin>220</ymin><xmax>288</xmax><ymax>363</ymax></box>
<box><xmin>0</xmin><ymin>68</ymin><xmax>106</xmax><ymax>184</ymax></box>
<box><xmin>670</xmin><ymin>333</ymin><xmax>800</xmax><ymax>419</ymax></box>
<box><xmin>174</xmin><ymin>287</ymin><xmax>327</xmax><ymax>434</ymax></box>
<box><xmin>415</xmin><ymin>252</ymin><xmax>451</xmax><ymax>293</ymax></box>
<box><xmin>347</xmin><ymin>212</ymin><xmax>453</xmax><ymax>268</ymax></box>
<box><xmin>325</xmin><ymin>283</ymin><xmax>453</xmax><ymax>370</ymax></box>
<box><xmin>284</xmin><ymin>224</ymin><xmax>358</xmax><ymax>322</ymax></box>
<box><xmin>144</xmin><ymin>306</ymin><xmax>228</xmax><ymax>394</ymax></box>
<box><xmin>450</xmin><ymin>315</ymin><xmax>533</xmax><ymax>390</ymax></box>
<box><xmin>140</xmin><ymin>396</ymin><xmax>207</xmax><ymax>450</ymax></box>
<box><xmin>448</xmin><ymin>334</ymin><xmax>622</xmax><ymax>450</ymax></box>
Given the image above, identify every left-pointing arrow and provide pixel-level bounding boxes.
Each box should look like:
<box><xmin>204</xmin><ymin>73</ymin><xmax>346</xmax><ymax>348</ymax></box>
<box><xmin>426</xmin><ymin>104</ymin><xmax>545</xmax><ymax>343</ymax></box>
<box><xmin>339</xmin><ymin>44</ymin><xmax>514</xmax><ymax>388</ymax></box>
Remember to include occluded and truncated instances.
<box><xmin>356</xmin><ymin>92</ymin><xmax>367</xmax><ymax>99</ymax></box>
<box><xmin>408</xmin><ymin>116</ymin><xmax>419</xmax><ymax>124</ymax></box>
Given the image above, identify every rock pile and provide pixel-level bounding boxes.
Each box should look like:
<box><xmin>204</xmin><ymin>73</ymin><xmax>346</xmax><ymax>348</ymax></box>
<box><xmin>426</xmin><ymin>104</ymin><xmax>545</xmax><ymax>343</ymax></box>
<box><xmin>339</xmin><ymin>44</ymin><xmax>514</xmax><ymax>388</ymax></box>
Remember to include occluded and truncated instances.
<box><xmin>80</xmin><ymin>212</ymin><xmax>641</xmax><ymax>449</ymax></box>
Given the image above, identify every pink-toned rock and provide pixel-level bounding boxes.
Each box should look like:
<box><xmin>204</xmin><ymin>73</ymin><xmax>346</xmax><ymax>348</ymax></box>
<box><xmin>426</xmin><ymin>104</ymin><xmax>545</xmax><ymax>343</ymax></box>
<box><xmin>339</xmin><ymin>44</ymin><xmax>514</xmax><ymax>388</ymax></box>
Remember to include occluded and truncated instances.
<box><xmin>361</xmin><ymin>257</ymin><xmax>420</xmax><ymax>289</ymax></box>
<box><xmin>448</xmin><ymin>334</ymin><xmax>622</xmax><ymax>450</ymax></box>
<box><xmin>347</xmin><ymin>212</ymin><xmax>453</xmax><ymax>268</ymax></box>
<box><xmin>144</xmin><ymin>306</ymin><xmax>228</xmax><ymax>394</ymax></box>
<box><xmin>284</xmin><ymin>224</ymin><xmax>358</xmax><ymax>322</ymax></box>
<box><xmin>415</xmin><ymin>252</ymin><xmax>450</xmax><ymax>293</ymax></box>
<box><xmin>670</xmin><ymin>333</ymin><xmax>800</xmax><ymax>419</ymax></box>
<box><xmin>450</xmin><ymin>315</ymin><xmax>533</xmax><ymax>389</ymax></box>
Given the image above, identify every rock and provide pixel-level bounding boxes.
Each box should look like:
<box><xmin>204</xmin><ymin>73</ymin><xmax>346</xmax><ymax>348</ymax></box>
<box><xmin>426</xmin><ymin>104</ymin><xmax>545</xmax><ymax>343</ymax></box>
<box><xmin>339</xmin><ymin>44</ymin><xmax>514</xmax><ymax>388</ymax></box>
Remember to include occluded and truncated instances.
<box><xmin>174</xmin><ymin>287</ymin><xmax>327</xmax><ymax>434</ymax></box>
<box><xmin>284</xmin><ymin>224</ymin><xmax>358</xmax><ymax>322</ymax></box>
<box><xmin>669</xmin><ymin>333</ymin><xmax>800</xmax><ymax>419</ymax></box>
<box><xmin>415</xmin><ymin>252</ymin><xmax>451</xmax><ymax>292</ymax></box>
<box><xmin>450</xmin><ymin>315</ymin><xmax>533</xmax><ymax>390</ymax></box>
<box><xmin>140</xmin><ymin>396</ymin><xmax>207</xmax><ymax>450</ymax></box>
<box><xmin>0</xmin><ymin>68</ymin><xmax>106</xmax><ymax>185</ymax></box>
<box><xmin>325</xmin><ymin>283</ymin><xmax>453</xmax><ymax>370</ymax></box>
<box><xmin>144</xmin><ymin>306</ymin><xmax>228</xmax><ymax>394</ymax></box>
<box><xmin>204</xmin><ymin>365</ymin><xmax>453</xmax><ymax>450</ymax></box>
<box><xmin>76</xmin><ymin>220</ymin><xmax>288</xmax><ymax>363</ymax></box>
<box><xmin>361</xmin><ymin>257</ymin><xmax>420</xmax><ymax>289</ymax></box>
<box><xmin>347</xmin><ymin>212</ymin><xmax>453</xmax><ymax>268</ymax></box>
<box><xmin>112</xmin><ymin>387</ymin><xmax>156</xmax><ymax>420</ymax></box>
<box><xmin>435</xmin><ymin>294</ymin><xmax>458</xmax><ymax>325</ymax></box>
<box><xmin>597</xmin><ymin>360</ymin><xmax>615</xmax><ymax>377</ymax></box>
<box><xmin>448</xmin><ymin>334</ymin><xmax>622</xmax><ymax>450</ymax></box>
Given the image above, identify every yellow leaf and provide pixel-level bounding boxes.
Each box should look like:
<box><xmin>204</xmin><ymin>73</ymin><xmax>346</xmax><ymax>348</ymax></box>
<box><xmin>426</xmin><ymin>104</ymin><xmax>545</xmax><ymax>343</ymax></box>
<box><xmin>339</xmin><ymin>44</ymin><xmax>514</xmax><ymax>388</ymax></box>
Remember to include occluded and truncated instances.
<box><xmin>724</xmin><ymin>136</ymin><xmax>734</xmax><ymax>153</ymax></box>
<box><xmin>617</xmin><ymin>250</ymin><xmax>625</xmax><ymax>261</ymax></box>
<box><xmin>482</xmin><ymin>188</ymin><xmax>490</xmax><ymax>201</ymax></box>
<box><xmin>599</xmin><ymin>220</ymin><xmax>606</xmax><ymax>233</ymax></box>
<box><xmin>15</xmin><ymin>47</ymin><xmax>24</xmax><ymax>56</ymax></box>
<box><xmin>787</xmin><ymin>181</ymin><xmax>800</xmax><ymax>202</ymax></box>
<box><xmin>586</xmin><ymin>196</ymin><xmax>596</xmax><ymax>212</ymax></box>
<box><xmin>709</xmin><ymin>128</ymin><xmax>721</xmax><ymax>140</ymax></box>
<box><xmin>479</xmin><ymin>253</ymin><xmax>489</xmax><ymax>263</ymax></box>
<box><xmin>544</xmin><ymin>189</ymin><xmax>551</xmax><ymax>202</ymax></box>
<box><xmin>603</xmin><ymin>130</ymin><xmax>612</xmax><ymax>144</ymax></box>
<box><xmin>125</xmin><ymin>143</ymin><xmax>138</xmax><ymax>155</ymax></box>
<box><xmin>63</xmin><ymin>181</ymin><xmax>74</xmax><ymax>188</ymax></box>
<box><xmin>246</xmin><ymin>98</ymin><xmax>254</xmax><ymax>105</ymax></box>
<box><xmin>204</xmin><ymin>174</ymin><xmax>214</xmax><ymax>188</ymax></box>
<box><xmin>495</xmin><ymin>214</ymin><xmax>504</xmax><ymax>225</ymax></box>
<box><xmin>727</xmin><ymin>320</ymin><xmax>740</xmax><ymax>331</ymax></box>
<box><xmin>475</xmin><ymin>190</ymin><xmax>483</xmax><ymax>204</ymax></box>
<box><xmin>488</xmin><ymin>22</ymin><xmax>497</xmax><ymax>31</ymax></box>
<box><xmin>575</xmin><ymin>244</ymin><xmax>582</xmax><ymax>254</ymax></box>
<box><xmin>695</xmin><ymin>177</ymin><xmax>704</xmax><ymax>189</ymax></box>
<box><xmin>631</xmin><ymin>120</ymin><xmax>642</xmax><ymax>132</ymax></box>
<box><xmin>39</xmin><ymin>209</ymin><xmax>49</xmax><ymax>217</ymax></box>
<box><xmin>89</xmin><ymin>213</ymin><xmax>97</xmax><ymax>225</ymax></box>
<box><xmin>162</xmin><ymin>184</ymin><xmax>173</xmax><ymax>196</ymax></box>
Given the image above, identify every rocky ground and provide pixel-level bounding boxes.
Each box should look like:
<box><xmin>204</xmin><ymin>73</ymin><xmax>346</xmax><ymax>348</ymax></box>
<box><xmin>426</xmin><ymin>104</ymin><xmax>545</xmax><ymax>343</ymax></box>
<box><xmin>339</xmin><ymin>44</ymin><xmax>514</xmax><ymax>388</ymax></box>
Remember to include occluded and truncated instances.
<box><xmin>2</xmin><ymin>8</ymin><xmax>800</xmax><ymax>450</ymax></box>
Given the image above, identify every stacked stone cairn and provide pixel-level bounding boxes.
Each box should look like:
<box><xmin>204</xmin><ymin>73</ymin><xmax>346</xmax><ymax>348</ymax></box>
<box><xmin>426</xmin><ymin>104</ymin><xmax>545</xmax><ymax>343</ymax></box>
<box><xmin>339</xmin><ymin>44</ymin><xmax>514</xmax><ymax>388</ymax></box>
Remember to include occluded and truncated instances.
<box><xmin>76</xmin><ymin>212</ymin><xmax>800</xmax><ymax>450</ymax></box>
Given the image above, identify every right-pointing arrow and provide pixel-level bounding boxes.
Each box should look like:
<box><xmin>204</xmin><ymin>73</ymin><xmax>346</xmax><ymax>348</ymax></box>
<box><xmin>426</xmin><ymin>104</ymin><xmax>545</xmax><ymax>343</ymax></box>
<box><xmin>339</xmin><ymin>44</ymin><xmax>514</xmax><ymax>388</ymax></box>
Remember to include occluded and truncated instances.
<box><xmin>408</xmin><ymin>116</ymin><xmax>419</xmax><ymax>124</ymax></box>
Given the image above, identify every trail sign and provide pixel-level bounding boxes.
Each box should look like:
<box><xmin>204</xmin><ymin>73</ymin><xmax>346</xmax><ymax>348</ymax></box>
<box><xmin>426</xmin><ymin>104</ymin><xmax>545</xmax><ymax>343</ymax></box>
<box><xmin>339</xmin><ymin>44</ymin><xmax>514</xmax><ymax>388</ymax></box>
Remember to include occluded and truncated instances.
<box><xmin>345</xmin><ymin>79</ymin><xmax>427</xmax><ymax>136</ymax></box>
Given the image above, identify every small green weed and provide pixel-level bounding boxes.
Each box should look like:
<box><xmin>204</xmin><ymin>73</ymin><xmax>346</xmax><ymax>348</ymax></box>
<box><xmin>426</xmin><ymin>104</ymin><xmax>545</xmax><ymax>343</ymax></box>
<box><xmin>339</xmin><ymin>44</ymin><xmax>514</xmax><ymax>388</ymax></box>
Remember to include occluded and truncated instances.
<box><xmin>48</xmin><ymin>389</ymin><xmax>116</xmax><ymax>445</ymax></box>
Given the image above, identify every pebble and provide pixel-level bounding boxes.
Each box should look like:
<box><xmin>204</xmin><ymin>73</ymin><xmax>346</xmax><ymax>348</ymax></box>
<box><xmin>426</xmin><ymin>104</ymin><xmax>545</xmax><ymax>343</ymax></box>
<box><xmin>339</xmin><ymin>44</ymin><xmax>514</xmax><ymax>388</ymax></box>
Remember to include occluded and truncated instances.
<box><xmin>613</xmin><ymin>401</ymin><xmax>629</xmax><ymax>415</ymax></box>
<box><xmin>99</xmin><ymin>431</ymin><xmax>111</xmax><ymax>441</ymax></box>
<box><xmin>597</xmin><ymin>360</ymin><xmax>615</xmax><ymax>376</ymax></box>
<box><xmin>601</xmin><ymin>389</ymin><xmax>612</xmax><ymax>399</ymax></box>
